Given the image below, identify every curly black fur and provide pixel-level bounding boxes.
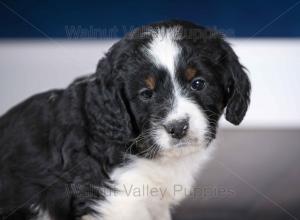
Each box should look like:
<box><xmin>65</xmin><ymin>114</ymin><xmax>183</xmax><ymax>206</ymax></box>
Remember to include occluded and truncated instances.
<box><xmin>0</xmin><ymin>20</ymin><xmax>250</xmax><ymax>220</ymax></box>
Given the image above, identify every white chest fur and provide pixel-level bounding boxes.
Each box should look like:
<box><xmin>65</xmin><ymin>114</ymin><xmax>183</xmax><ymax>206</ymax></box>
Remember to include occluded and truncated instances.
<box><xmin>89</xmin><ymin>146</ymin><xmax>214</xmax><ymax>220</ymax></box>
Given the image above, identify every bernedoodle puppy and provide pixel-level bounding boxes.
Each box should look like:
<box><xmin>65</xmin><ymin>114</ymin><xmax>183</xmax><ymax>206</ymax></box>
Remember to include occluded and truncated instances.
<box><xmin>0</xmin><ymin>20</ymin><xmax>250</xmax><ymax>220</ymax></box>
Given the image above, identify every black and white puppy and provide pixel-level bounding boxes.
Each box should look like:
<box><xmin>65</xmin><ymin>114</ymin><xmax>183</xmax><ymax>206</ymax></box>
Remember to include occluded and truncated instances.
<box><xmin>0</xmin><ymin>20</ymin><xmax>250</xmax><ymax>220</ymax></box>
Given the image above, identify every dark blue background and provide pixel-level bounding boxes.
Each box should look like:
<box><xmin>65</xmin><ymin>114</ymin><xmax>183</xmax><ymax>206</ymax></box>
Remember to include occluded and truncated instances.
<box><xmin>0</xmin><ymin>0</ymin><xmax>299</xmax><ymax>38</ymax></box>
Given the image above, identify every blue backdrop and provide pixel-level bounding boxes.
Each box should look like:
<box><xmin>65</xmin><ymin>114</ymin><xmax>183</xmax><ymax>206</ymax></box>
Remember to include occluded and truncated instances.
<box><xmin>0</xmin><ymin>0</ymin><xmax>299</xmax><ymax>38</ymax></box>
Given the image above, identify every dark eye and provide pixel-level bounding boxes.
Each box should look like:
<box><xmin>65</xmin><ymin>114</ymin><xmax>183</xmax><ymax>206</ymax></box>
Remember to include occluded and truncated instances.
<box><xmin>191</xmin><ymin>77</ymin><xmax>206</xmax><ymax>91</ymax></box>
<box><xmin>139</xmin><ymin>88</ymin><xmax>153</xmax><ymax>100</ymax></box>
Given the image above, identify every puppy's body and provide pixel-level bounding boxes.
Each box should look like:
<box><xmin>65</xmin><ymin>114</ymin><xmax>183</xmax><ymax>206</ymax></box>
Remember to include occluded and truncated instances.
<box><xmin>0</xmin><ymin>20</ymin><xmax>250</xmax><ymax>220</ymax></box>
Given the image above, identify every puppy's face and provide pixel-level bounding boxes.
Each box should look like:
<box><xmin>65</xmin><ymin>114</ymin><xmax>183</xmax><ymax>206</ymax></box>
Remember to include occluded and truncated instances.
<box><xmin>103</xmin><ymin>21</ymin><xmax>250</xmax><ymax>157</ymax></box>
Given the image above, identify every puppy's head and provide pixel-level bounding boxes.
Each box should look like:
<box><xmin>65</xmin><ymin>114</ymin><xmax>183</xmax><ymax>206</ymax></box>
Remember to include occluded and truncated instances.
<box><xmin>95</xmin><ymin>20</ymin><xmax>251</xmax><ymax>157</ymax></box>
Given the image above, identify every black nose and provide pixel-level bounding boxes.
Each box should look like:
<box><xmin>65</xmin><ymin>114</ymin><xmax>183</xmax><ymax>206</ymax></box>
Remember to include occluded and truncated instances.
<box><xmin>164</xmin><ymin>119</ymin><xmax>189</xmax><ymax>139</ymax></box>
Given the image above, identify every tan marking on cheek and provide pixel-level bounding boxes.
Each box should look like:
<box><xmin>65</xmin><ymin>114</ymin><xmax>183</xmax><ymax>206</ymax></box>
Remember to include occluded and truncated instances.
<box><xmin>145</xmin><ymin>76</ymin><xmax>156</xmax><ymax>90</ymax></box>
<box><xmin>185</xmin><ymin>67</ymin><xmax>197</xmax><ymax>81</ymax></box>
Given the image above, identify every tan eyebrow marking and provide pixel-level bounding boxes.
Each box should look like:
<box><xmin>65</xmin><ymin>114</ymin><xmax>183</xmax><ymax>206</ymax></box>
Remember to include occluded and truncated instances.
<box><xmin>184</xmin><ymin>67</ymin><xmax>197</xmax><ymax>81</ymax></box>
<box><xmin>145</xmin><ymin>76</ymin><xmax>156</xmax><ymax>90</ymax></box>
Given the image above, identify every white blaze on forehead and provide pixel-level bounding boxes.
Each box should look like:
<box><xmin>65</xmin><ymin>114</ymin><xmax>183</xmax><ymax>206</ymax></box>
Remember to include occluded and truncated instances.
<box><xmin>144</xmin><ymin>27</ymin><xmax>209</xmax><ymax>151</ymax></box>
<box><xmin>146</xmin><ymin>28</ymin><xmax>181</xmax><ymax>76</ymax></box>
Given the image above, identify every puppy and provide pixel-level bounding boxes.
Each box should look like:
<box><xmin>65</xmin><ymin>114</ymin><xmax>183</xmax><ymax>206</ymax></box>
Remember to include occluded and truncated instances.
<box><xmin>0</xmin><ymin>20</ymin><xmax>250</xmax><ymax>220</ymax></box>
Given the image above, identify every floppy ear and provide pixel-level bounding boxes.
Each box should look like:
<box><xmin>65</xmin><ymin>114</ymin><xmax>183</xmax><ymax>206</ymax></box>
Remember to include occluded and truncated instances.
<box><xmin>223</xmin><ymin>43</ymin><xmax>251</xmax><ymax>125</ymax></box>
<box><xmin>85</xmin><ymin>56</ymin><xmax>137</xmax><ymax>145</ymax></box>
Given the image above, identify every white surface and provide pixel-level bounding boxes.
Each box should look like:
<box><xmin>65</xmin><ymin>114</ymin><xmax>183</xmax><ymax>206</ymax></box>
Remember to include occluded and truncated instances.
<box><xmin>0</xmin><ymin>39</ymin><xmax>299</xmax><ymax>128</ymax></box>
